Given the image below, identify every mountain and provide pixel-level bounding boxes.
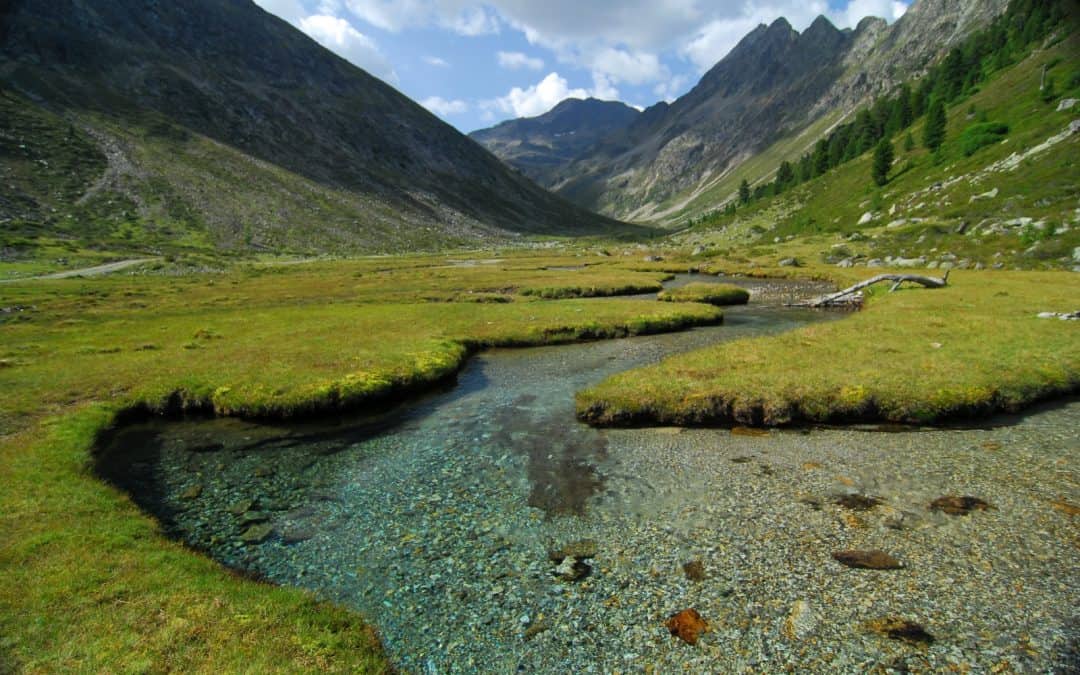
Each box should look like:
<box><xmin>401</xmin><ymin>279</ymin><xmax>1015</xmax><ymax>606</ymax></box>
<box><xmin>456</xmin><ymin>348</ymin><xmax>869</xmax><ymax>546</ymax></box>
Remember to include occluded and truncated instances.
<box><xmin>0</xmin><ymin>0</ymin><xmax>636</xmax><ymax>258</ymax></box>
<box><xmin>469</xmin><ymin>98</ymin><xmax>640</xmax><ymax>185</ymax></box>
<box><xmin>550</xmin><ymin>0</ymin><xmax>1009</xmax><ymax>223</ymax></box>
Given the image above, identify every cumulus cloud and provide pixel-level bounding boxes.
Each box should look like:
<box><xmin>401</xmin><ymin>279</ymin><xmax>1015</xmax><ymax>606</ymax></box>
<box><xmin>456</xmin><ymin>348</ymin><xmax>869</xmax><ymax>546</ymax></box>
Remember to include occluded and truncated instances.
<box><xmin>489</xmin><ymin>72</ymin><xmax>589</xmax><ymax>118</ymax></box>
<box><xmin>497</xmin><ymin>51</ymin><xmax>545</xmax><ymax>71</ymax></box>
<box><xmin>298</xmin><ymin>14</ymin><xmax>398</xmax><ymax>82</ymax></box>
<box><xmin>422</xmin><ymin>96</ymin><xmax>469</xmax><ymax>116</ymax></box>
<box><xmin>343</xmin><ymin>0</ymin><xmax>497</xmax><ymax>35</ymax></box>
<box><xmin>425</xmin><ymin>56</ymin><xmax>451</xmax><ymax>67</ymax></box>
<box><xmin>254</xmin><ymin>0</ymin><xmax>307</xmax><ymax>23</ymax></box>
<box><xmin>588</xmin><ymin>47</ymin><xmax>667</xmax><ymax>86</ymax></box>
<box><xmin>838</xmin><ymin>0</ymin><xmax>908</xmax><ymax>27</ymax></box>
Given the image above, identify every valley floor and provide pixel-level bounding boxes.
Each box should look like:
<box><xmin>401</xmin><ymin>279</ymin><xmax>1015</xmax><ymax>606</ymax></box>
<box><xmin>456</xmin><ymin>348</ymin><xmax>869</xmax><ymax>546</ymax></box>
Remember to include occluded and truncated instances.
<box><xmin>0</xmin><ymin>251</ymin><xmax>1076</xmax><ymax>671</ymax></box>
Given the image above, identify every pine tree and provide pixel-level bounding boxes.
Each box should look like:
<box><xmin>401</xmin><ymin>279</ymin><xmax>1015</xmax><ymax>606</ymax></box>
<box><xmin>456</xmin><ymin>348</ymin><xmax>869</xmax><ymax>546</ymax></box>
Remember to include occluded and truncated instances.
<box><xmin>903</xmin><ymin>131</ymin><xmax>915</xmax><ymax>152</ymax></box>
<box><xmin>923</xmin><ymin>98</ymin><xmax>947</xmax><ymax>151</ymax></box>
<box><xmin>872</xmin><ymin>138</ymin><xmax>894</xmax><ymax>186</ymax></box>
<box><xmin>738</xmin><ymin>179</ymin><xmax>751</xmax><ymax>204</ymax></box>
<box><xmin>776</xmin><ymin>160</ymin><xmax>794</xmax><ymax>187</ymax></box>
<box><xmin>812</xmin><ymin>138</ymin><xmax>830</xmax><ymax>176</ymax></box>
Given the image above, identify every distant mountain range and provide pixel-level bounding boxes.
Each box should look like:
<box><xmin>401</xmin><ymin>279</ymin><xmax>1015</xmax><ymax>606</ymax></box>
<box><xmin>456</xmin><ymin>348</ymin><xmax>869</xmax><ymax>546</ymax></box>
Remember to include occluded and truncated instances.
<box><xmin>471</xmin><ymin>0</ymin><xmax>1009</xmax><ymax>223</ymax></box>
<box><xmin>0</xmin><ymin>0</ymin><xmax>634</xmax><ymax>256</ymax></box>
<box><xmin>468</xmin><ymin>98</ymin><xmax>640</xmax><ymax>185</ymax></box>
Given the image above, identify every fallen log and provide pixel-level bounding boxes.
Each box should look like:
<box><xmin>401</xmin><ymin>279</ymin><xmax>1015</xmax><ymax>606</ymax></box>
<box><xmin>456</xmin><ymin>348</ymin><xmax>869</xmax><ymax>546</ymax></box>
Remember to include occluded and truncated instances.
<box><xmin>792</xmin><ymin>271</ymin><xmax>949</xmax><ymax>308</ymax></box>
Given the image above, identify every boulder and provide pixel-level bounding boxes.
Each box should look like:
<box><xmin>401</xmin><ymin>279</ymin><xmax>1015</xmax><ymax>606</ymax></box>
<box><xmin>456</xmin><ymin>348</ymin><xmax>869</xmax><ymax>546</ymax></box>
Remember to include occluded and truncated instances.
<box><xmin>857</xmin><ymin>211</ymin><xmax>874</xmax><ymax>225</ymax></box>
<box><xmin>969</xmin><ymin>187</ymin><xmax>999</xmax><ymax>202</ymax></box>
<box><xmin>1057</xmin><ymin>98</ymin><xmax>1078</xmax><ymax>111</ymax></box>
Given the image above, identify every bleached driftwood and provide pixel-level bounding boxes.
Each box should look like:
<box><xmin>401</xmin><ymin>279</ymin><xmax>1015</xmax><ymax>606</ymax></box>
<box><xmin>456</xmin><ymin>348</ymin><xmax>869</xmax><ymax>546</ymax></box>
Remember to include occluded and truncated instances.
<box><xmin>793</xmin><ymin>271</ymin><xmax>949</xmax><ymax>308</ymax></box>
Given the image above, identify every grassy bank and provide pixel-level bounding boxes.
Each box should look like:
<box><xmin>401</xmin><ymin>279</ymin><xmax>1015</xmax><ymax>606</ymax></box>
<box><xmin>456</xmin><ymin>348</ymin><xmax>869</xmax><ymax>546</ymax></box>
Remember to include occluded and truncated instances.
<box><xmin>0</xmin><ymin>256</ymin><xmax>720</xmax><ymax>672</ymax></box>
<box><xmin>658</xmin><ymin>282</ymin><xmax>749</xmax><ymax>305</ymax></box>
<box><xmin>578</xmin><ymin>270</ymin><xmax>1080</xmax><ymax>426</ymax></box>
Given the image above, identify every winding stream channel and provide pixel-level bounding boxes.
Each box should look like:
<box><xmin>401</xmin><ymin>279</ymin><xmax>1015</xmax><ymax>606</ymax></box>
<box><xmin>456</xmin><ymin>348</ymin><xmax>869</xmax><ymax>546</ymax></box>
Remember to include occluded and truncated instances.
<box><xmin>97</xmin><ymin>276</ymin><xmax>1079</xmax><ymax>672</ymax></box>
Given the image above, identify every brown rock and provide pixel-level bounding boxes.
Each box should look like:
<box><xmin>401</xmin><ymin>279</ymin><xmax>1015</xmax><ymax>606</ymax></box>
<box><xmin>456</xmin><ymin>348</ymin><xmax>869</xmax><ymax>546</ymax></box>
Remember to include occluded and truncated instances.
<box><xmin>180</xmin><ymin>484</ymin><xmax>203</xmax><ymax>500</ymax></box>
<box><xmin>834</xmin><ymin>494</ymin><xmax>883</xmax><ymax>511</ymax></box>
<box><xmin>666</xmin><ymin>608</ymin><xmax>709</xmax><ymax>645</ymax></box>
<box><xmin>682</xmin><ymin>559</ymin><xmax>705</xmax><ymax>582</ymax></box>
<box><xmin>731</xmin><ymin>426</ymin><xmax>769</xmax><ymax>437</ymax></box>
<box><xmin>832</xmin><ymin>550</ymin><xmax>903</xmax><ymax>570</ymax></box>
<box><xmin>865</xmin><ymin>617</ymin><xmax>935</xmax><ymax>646</ymax></box>
<box><xmin>548</xmin><ymin>539</ymin><xmax>598</xmax><ymax>562</ymax></box>
<box><xmin>930</xmin><ymin>495</ymin><xmax>992</xmax><ymax>516</ymax></box>
<box><xmin>1052</xmin><ymin>499</ymin><xmax>1080</xmax><ymax>516</ymax></box>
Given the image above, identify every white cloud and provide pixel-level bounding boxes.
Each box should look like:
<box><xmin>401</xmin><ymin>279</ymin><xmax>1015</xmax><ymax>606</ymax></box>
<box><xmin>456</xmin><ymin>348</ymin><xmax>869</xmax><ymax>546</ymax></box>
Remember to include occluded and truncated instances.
<box><xmin>343</xmin><ymin>0</ymin><xmax>497</xmax><ymax>35</ymax></box>
<box><xmin>589</xmin><ymin>47</ymin><xmax>667</xmax><ymax>86</ymax></box>
<box><xmin>653</xmin><ymin>73</ymin><xmax>690</xmax><ymax>103</ymax></box>
<box><xmin>838</xmin><ymin>0</ymin><xmax>907</xmax><ymax>27</ymax></box>
<box><xmin>448</xmin><ymin>6</ymin><xmax>500</xmax><ymax>35</ymax></box>
<box><xmin>489</xmin><ymin>72</ymin><xmax>589</xmax><ymax>118</ymax></box>
<box><xmin>422</xmin><ymin>96</ymin><xmax>469</xmax><ymax>116</ymax></box>
<box><xmin>254</xmin><ymin>0</ymin><xmax>307</xmax><ymax>23</ymax></box>
<box><xmin>497</xmin><ymin>51</ymin><xmax>544</xmax><ymax>71</ymax></box>
<box><xmin>298</xmin><ymin>14</ymin><xmax>398</xmax><ymax>82</ymax></box>
<box><xmin>590</xmin><ymin>72</ymin><xmax>620</xmax><ymax>101</ymax></box>
<box><xmin>425</xmin><ymin>56</ymin><xmax>451</xmax><ymax>67</ymax></box>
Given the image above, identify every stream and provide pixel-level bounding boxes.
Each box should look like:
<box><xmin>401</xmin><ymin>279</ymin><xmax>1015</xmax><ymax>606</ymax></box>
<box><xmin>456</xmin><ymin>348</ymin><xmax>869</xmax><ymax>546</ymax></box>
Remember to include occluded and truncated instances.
<box><xmin>97</xmin><ymin>275</ymin><xmax>1079</xmax><ymax>673</ymax></box>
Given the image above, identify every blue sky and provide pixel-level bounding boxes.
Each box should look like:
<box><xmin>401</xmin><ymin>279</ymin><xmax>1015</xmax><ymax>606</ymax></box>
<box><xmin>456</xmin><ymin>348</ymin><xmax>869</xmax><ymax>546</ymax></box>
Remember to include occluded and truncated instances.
<box><xmin>255</xmin><ymin>0</ymin><xmax>909</xmax><ymax>133</ymax></box>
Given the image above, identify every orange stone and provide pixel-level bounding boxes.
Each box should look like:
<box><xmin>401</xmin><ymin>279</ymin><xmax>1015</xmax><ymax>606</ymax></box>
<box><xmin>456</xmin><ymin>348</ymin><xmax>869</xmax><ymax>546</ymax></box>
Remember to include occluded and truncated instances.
<box><xmin>732</xmin><ymin>426</ymin><xmax>769</xmax><ymax>437</ymax></box>
<box><xmin>666</xmin><ymin>608</ymin><xmax>709</xmax><ymax>645</ymax></box>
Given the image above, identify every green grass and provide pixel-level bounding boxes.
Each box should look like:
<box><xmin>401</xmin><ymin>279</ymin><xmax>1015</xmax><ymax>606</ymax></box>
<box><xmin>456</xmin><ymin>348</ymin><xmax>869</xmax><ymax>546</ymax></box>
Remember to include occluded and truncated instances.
<box><xmin>657</xmin><ymin>282</ymin><xmax>749</xmax><ymax>306</ymax></box>
<box><xmin>578</xmin><ymin>270</ymin><xmax>1080</xmax><ymax>427</ymax></box>
<box><xmin>0</xmin><ymin>255</ymin><xmax>721</xmax><ymax>671</ymax></box>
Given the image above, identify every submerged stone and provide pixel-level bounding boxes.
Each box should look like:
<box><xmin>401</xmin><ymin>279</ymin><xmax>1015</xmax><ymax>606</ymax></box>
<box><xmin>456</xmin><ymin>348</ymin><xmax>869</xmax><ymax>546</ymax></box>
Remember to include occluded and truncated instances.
<box><xmin>682</xmin><ymin>559</ymin><xmax>705</xmax><ymax>582</ymax></box>
<box><xmin>731</xmin><ymin>427</ymin><xmax>769</xmax><ymax>438</ymax></box>
<box><xmin>240</xmin><ymin>510</ymin><xmax>269</xmax><ymax>524</ymax></box>
<box><xmin>866</xmin><ymin>617</ymin><xmax>935</xmax><ymax>646</ymax></box>
<box><xmin>666</xmin><ymin>608</ymin><xmax>709</xmax><ymax>645</ymax></box>
<box><xmin>240</xmin><ymin>523</ymin><xmax>274</xmax><ymax>544</ymax></box>
<box><xmin>553</xmin><ymin>556</ymin><xmax>591</xmax><ymax>582</ymax></box>
<box><xmin>782</xmin><ymin>600</ymin><xmax>818</xmax><ymax>641</ymax></box>
<box><xmin>930</xmin><ymin>495</ymin><xmax>993</xmax><ymax>516</ymax></box>
<box><xmin>548</xmin><ymin>539</ymin><xmax>599</xmax><ymax>562</ymax></box>
<box><xmin>227</xmin><ymin>499</ymin><xmax>257</xmax><ymax>515</ymax></box>
<box><xmin>180</xmin><ymin>484</ymin><xmax>203</xmax><ymax>500</ymax></box>
<box><xmin>834</xmin><ymin>494</ymin><xmax>883</xmax><ymax>511</ymax></box>
<box><xmin>832</xmin><ymin>550</ymin><xmax>903</xmax><ymax>570</ymax></box>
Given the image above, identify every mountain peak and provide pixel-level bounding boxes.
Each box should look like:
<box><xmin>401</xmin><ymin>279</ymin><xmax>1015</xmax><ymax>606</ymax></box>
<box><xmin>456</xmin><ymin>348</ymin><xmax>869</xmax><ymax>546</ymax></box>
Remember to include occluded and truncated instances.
<box><xmin>768</xmin><ymin>16</ymin><xmax>795</xmax><ymax>32</ymax></box>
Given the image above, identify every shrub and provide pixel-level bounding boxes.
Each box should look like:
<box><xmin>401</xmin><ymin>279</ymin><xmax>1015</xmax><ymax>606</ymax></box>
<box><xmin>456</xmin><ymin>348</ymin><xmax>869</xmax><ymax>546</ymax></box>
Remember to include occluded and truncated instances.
<box><xmin>959</xmin><ymin>122</ymin><xmax>1009</xmax><ymax>156</ymax></box>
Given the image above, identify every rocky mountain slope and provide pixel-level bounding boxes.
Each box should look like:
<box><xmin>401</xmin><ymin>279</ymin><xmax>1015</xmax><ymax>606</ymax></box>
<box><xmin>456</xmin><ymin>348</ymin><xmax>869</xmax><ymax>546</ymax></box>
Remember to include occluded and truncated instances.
<box><xmin>545</xmin><ymin>0</ymin><xmax>1010</xmax><ymax>223</ymax></box>
<box><xmin>469</xmin><ymin>98</ymin><xmax>639</xmax><ymax>185</ymax></box>
<box><xmin>0</xmin><ymin>0</ymin><xmax>634</xmax><ymax>259</ymax></box>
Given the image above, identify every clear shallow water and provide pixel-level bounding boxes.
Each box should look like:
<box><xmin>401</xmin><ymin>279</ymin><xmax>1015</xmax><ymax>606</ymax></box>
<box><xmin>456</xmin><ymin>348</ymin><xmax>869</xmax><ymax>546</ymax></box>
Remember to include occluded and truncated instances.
<box><xmin>97</xmin><ymin>277</ymin><xmax>1080</xmax><ymax>672</ymax></box>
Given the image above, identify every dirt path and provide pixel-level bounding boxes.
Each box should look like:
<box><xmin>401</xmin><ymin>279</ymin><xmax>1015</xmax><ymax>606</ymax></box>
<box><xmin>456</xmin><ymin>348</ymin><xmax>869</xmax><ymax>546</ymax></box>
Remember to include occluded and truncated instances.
<box><xmin>0</xmin><ymin>258</ymin><xmax>159</xmax><ymax>283</ymax></box>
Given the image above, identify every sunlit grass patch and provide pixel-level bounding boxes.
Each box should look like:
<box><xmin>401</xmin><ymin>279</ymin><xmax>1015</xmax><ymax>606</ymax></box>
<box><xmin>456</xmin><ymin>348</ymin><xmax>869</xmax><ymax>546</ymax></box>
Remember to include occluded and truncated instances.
<box><xmin>578</xmin><ymin>271</ymin><xmax>1079</xmax><ymax>427</ymax></box>
<box><xmin>658</xmin><ymin>282</ymin><xmax>749</xmax><ymax>306</ymax></box>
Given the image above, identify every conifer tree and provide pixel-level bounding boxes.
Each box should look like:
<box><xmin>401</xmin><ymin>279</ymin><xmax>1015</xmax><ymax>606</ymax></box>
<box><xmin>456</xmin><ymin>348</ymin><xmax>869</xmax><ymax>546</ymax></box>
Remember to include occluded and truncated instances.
<box><xmin>872</xmin><ymin>138</ymin><xmax>894</xmax><ymax>186</ymax></box>
<box><xmin>738</xmin><ymin>179</ymin><xmax>751</xmax><ymax>204</ymax></box>
<box><xmin>923</xmin><ymin>98</ymin><xmax>947</xmax><ymax>151</ymax></box>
